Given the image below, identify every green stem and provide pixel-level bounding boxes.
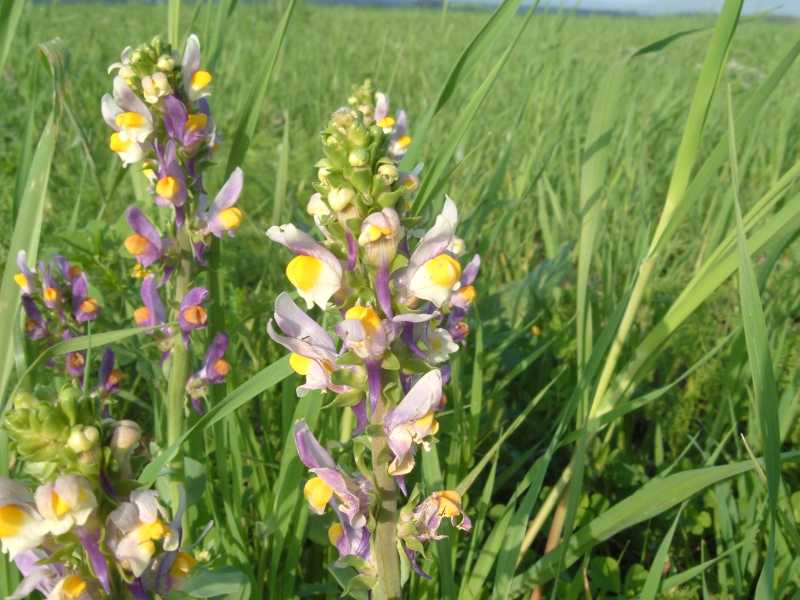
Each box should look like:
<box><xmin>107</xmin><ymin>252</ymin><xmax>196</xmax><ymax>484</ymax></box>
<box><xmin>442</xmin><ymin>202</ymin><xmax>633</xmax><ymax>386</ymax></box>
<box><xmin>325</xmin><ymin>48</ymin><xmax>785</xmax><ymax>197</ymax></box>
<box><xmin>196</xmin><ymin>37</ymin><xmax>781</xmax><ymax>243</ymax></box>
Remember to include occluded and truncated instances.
<box><xmin>370</xmin><ymin>394</ymin><xmax>402</xmax><ymax>600</ymax></box>
<box><xmin>166</xmin><ymin>242</ymin><xmax>191</xmax><ymax>516</ymax></box>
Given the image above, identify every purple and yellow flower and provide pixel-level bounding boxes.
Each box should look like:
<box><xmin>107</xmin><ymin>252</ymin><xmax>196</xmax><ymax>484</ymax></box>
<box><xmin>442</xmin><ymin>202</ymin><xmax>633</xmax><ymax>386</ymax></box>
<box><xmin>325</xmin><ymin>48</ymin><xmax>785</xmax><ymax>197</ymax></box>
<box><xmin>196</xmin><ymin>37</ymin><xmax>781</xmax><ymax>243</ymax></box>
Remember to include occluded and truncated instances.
<box><xmin>47</xmin><ymin>574</ymin><xmax>99</xmax><ymax>600</ymax></box>
<box><xmin>294</xmin><ymin>421</ymin><xmax>369</xmax><ymax>528</ymax></box>
<box><xmin>389</xmin><ymin>110</ymin><xmax>411</xmax><ymax>160</ymax></box>
<box><xmin>133</xmin><ymin>275</ymin><xmax>166</xmax><ymax>328</ymax></box>
<box><xmin>336</xmin><ymin>304</ymin><xmax>392</xmax><ymax>361</ymax></box>
<box><xmin>21</xmin><ymin>296</ymin><xmax>47</xmax><ymax>340</ymax></box>
<box><xmin>34</xmin><ymin>475</ymin><xmax>97</xmax><ymax>536</ymax></box>
<box><xmin>39</xmin><ymin>266</ymin><xmax>62</xmax><ymax>310</ymax></box>
<box><xmin>266</xmin><ymin>224</ymin><xmax>343</xmax><ymax>310</ymax></box>
<box><xmin>154</xmin><ymin>142</ymin><xmax>188</xmax><ymax>208</ymax></box>
<box><xmin>358</xmin><ymin>208</ymin><xmax>403</xmax><ymax>267</ymax></box>
<box><xmin>400</xmin><ymin>197</ymin><xmax>462</xmax><ymax>308</ymax></box>
<box><xmin>124</xmin><ymin>207</ymin><xmax>164</xmax><ymax>268</ymax></box>
<box><xmin>186</xmin><ymin>333</ymin><xmax>230</xmax><ymax>408</ymax></box>
<box><xmin>163</xmin><ymin>95</ymin><xmax>211</xmax><ymax>152</ymax></box>
<box><xmin>64</xmin><ymin>333</ymin><xmax>86</xmax><ymax>378</ymax></box>
<box><xmin>384</xmin><ymin>370</ymin><xmax>443</xmax><ymax>476</ymax></box>
<box><xmin>328</xmin><ymin>504</ymin><xmax>370</xmax><ymax>561</ymax></box>
<box><xmin>98</xmin><ymin>349</ymin><xmax>124</xmax><ymax>396</ymax></box>
<box><xmin>267</xmin><ymin>293</ymin><xmax>344</xmax><ymax>397</ymax></box>
<box><xmin>0</xmin><ymin>478</ymin><xmax>48</xmax><ymax>559</ymax></box>
<box><xmin>102</xmin><ymin>77</ymin><xmax>154</xmax><ymax>165</ymax></box>
<box><xmin>14</xmin><ymin>251</ymin><xmax>36</xmax><ymax>295</ymax></box>
<box><xmin>181</xmin><ymin>34</ymin><xmax>213</xmax><ymax>102</ymax></box>
<box><xmin>71</xmin><ymin>274</ymin><xmax>100</xmax><ymax>323</ymax></box>
<box><xmin>106</xmin><ymin>490</ymin><xmax>178</xmax><ymax>577</ymax></box>
<box><xmin>201</xmin><ymin>167</ymin><xmax>244</xmax><ymax>238</ymax></box>
<box><xmin>178</xmin><ymin>287</ymin><xmax>208</xmax><ymax>341</ymax></box>
<box><xmin>410</xmin><ymin>490</ymin><xmax>471</xmax><ymax>541</ymax></box>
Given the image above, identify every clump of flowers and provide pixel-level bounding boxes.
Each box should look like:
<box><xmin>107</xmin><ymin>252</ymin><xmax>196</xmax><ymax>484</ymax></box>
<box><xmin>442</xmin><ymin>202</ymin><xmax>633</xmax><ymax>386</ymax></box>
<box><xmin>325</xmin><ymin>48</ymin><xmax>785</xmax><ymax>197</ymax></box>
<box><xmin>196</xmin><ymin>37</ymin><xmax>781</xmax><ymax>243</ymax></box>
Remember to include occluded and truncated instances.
<box><xmin>267</xmin><ymin>81</ymin><xmax>478</xmax><ymax>592</ymax></box>
<box><xmin>16</xmin><ymin>252</ymin><xmax>102</xmax><ymax>382</ymax></box>
<box><xmin>102</xmin><ymin>34</ymin><xmax>242</xmax><ymax>413</ymax></box>
<box><xmin>0</xmin><ymin>367</ymin><xmax>198</xmax><ymax>598</ymax></box>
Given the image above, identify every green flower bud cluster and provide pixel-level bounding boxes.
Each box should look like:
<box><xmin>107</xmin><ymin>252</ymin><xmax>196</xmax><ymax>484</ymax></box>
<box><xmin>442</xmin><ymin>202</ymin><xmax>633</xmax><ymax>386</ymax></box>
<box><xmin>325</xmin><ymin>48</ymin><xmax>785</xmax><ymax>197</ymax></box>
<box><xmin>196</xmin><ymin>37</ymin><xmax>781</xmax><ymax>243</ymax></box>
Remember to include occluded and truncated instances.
<box><xmin>4</xmin><ymin>386</ymin><xmax>101</xmax><ymax>479</ymax></box>
<box><xmin>347</xmin><ymin>78</ymin><xmax>377</xmax><ymax>124</ymax></box>
<box><xmin>311</xmin><ymin>107</ymin><xmax>409</xmax><ymax>230</ymax></box>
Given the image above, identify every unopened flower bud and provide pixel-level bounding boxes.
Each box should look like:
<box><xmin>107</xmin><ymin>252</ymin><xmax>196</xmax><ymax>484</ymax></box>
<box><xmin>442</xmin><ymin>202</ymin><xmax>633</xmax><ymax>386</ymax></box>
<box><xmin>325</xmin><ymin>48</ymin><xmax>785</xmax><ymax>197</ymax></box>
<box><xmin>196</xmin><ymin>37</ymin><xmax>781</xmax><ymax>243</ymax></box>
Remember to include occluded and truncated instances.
<box><xmin>67</xmin><ymin>426</ymin><xmax>99</xmax><ymax>453</ymax></box>
<box><xmin>157</xmin><ymin>54</ymin><xmax>175</xmax><ymax>71</ymax></box>
<box><xmin>307</xmin><ymin>193</ymin><xmax>331</xmax><ymax>218</ymax></box>
<box><xmin>111</xmin><ymin>420</ymin><xmax>142</xmax><ymax>452</ymax></box>
<box><xmin>12</xmin><ymin>392</ymin><xmax>38</xmax><ymax>411</ymax></box>
<box><xmin>328</xmin><ymin>187</ymin><xmax>355</xmax><ymax>212</ymax></box>
<box><xmin>378</xmin><ymin>163</ymin><xmax>399</xmax><ymax>185</ymax></box>
<box><xmin>119</xmin><ymin>65</ymin><xmax>136</xmax><ymax>83</ymax></box>
<box><xmin>317</xmin><ymin>166</ymin><xmax>332</xmax><ymax>184</ymax></box>
<box><xmin>348</xmin><ymin>149</ymin><xmax>369</xmax><ymax>168</ymax></box>
<box><xmin>130</xmin><ymin>50</ymin><xmax>143</xmax><ymax>65</ymax></box>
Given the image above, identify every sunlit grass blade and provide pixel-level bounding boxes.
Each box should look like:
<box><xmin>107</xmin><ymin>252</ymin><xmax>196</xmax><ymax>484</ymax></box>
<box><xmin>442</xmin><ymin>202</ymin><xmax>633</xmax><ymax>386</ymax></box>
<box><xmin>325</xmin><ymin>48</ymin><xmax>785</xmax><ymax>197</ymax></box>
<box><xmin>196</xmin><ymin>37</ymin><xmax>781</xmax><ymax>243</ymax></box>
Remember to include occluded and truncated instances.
<box><xmin>639</xmin><ymin>504</ymin><xmax>685</xmax><ymax>599</ymax></box>
<box><xmin>139</xmin><ymin>357</ymin><xmax>292</xmax><ymax>485</ymax></box>
<box><xmin>0</xmin><ymin>0</ymin><xmax>24</xmax><ymax>74</ymax></box>
<box><xmin>510</xmin><ymin>452</ymin><xmax>800</xmax><ymax>593</ymax></box>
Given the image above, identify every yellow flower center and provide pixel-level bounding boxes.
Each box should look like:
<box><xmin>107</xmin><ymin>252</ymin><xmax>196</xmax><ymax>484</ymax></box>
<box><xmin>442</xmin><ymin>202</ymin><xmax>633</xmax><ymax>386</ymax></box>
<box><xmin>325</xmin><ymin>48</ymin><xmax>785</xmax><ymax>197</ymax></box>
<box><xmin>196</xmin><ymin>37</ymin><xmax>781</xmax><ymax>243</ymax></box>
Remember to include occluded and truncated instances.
<box><xmin>156</xmin><ymin>176</ymin><xmax>180</xmax><ymax>200</ymax></box>
<box><xmin>286</xmin><ymin>255</ymin><xmax>322</xmax><ymax>292</ymax></box>
<box><xmin>115</xmin><ymin>112</ymin><xmax>146</xmax><ymax>129</ymax></box>
<box><xmin>182</xmin><ymin>305</ymin><xmax>208</xmax><ymax>326</ymax></box>
<box><xmin>51</xmin><ymin>490</ymin><xmax>71</xmax><ymax>518</ymax></box>
<box><xmin>414</xmin><ymin>411</ymin><xmax>438</xmax><ymax>435</ymax></box>
<box><xmin>124</xmin><ymin>234</ymin><xmax>150</xmax><ymax>256</ymax></box>
<box><xmin>13</xmin><ymin>273</ymin><xmax>27</xmax><ymax>289</ymax></box>
<box><xmin>425</xmin><ymin>254</ymin><xmax>462</xmax><ymax>287</ymax></box>
<box><xmin>396</xmin><ymin>134</ymin><xmax>412</xmax><ymax>149</ymax></box>
<box><xmin>191</xmin><ymin>70</ymin><xmax>213</xmax><ymax>91</ymax></box>
<box><xmin>289</xmin><ymin>353</ymin><xmax>312</xmax><ymax>376</ymax></box>
<box><xmin>458</xmin><ymin>285</ymin><xmax>476</xmax><ymax>304</ymax></box>
<box><xmin>43</xmin><ymin>287</ymin><xmax>60</xmax><ymax>303</ymax></box>
<box><xmin>108</xmin><ymin>369</ymin><xmax>124</xmax><ymax>386</ymax></box>
<box><xmin>62</xmin><ymin>575</ymin><xmax>88</xmax><ymax>599</ymax></box>
<box><xmin>345</xmin><ymin>305</ymin><xmax>381</xmax><ymax>334</ymax></box>
<box><xmin>170</xmin><ymin>551</ymin><xmax>197</xmax><ymax>577</ymax></box>
<box><xmin>328</xmin><ymin>522</ymin><xmax>344</xmax><ymax>547</ymax></box>
<box><xmin>364</xmin><ymin>223</ymin><xmax>392</xmax><ymax>243</ymax></box>
<box><xmin>109</xmin><ymin>132</ymin><xmax>132</xmax><ymax>152</ymax></box>
<box><xmin>133</xmin><ymin>306</ymin><xmax>150</xmax><ymax>326</ymax></box>
<box><xmin>213</xmin><ymin>359</ymin><xmax>231</xmax><ymax>376</ymax></box>
<box><xmin>377</xmin><ymin>116</ymin><xmax>396</xmax><ymax>129</ymax></box>
<box><xmin>185</xmin><ymin>113</ymin><xmax>208</xmax><ymax>132</ymax></box>
<box><xmin>435</xmin><ymin>490</ymin><xmax>462</xmax><ymax>518</ymax></box>
<box><xmin>218</xmin><ymin>207</ymin><xmax>243</xmax><ymax>231</ymax></box>
<box><xmin>303</xmin><ymin>477</ymin><xmax>333</xmax><ymax>513</ymax></box>
<box><xmin>135</xmin><ymin>518</ymin><xmax>167</xmax><ymax>543</ymax></box>
<box><xmin>69</xmin><ymin>353</ymin><xmax>85</xmax><ymax>369</ymax></box>
<box><xmin>79</xmin><ymin>298</ymin><xmax>99</xmax><ymax>314</ymax></box>
<box><xmin>0</xmin><ymin>505</ymin><xmax>26</xmax><ymax>538</ymax></box>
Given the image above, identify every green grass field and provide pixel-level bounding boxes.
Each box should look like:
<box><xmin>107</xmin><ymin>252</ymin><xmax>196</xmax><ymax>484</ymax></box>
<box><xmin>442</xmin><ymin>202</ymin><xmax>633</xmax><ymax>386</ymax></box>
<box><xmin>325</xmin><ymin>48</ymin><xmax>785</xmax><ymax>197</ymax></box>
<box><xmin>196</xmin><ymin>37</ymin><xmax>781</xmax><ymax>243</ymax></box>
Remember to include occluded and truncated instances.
<box><xmin>1</xmin><ymin>0</ymin><xmax>799</xmax><ymax>598</ymax></box>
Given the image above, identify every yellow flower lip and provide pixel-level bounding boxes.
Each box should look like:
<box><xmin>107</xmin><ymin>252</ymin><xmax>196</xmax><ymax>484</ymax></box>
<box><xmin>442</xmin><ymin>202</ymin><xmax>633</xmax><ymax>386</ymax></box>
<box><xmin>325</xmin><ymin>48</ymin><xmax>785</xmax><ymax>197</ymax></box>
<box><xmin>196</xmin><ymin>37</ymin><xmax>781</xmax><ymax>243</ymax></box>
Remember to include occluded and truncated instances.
<box><xmin>345</xmin><ymin>304</ymin><xmax>381</xmax><ymax>333</ymax></box>
<box><xmin>213</xmin><ymin>359</ymin><xmax>230</xmax><ymax>376</ymax></box>
<box><xmin>218</xmin><ymin>207</ymin><xmax>243</xmax><ymax>230</ymax></box>
<box><xmin>435</xmin><ymin>490</ymin><xmax>462</xmax><ymax>518</ymax></box>
<box><xmin>289</xmin><ymin>353</ymin><xmax>312</xmax><ymax>376</ymax></box>
<box><xmin>52</xmin><ymin>490</ymin><xmax>71</xmax><ymax>518</ymax></box>
<box><xmin>304</xmin><ymin>476</ymin><xmax>333</xmax><ymax>513</ymax></box>
<box><xmin>185</xmin><ymin>113</ymin><xmax>208</xmax><ymax>132</ymax></box>
<box><xmin>13</xmin><ymin>273</ymin><xmax>27</xmax><ymax>289</ymax></box>
<box><xmin>133</xmin><ymin>306</ymin><xmax>150</xmax><ymax>326</ymax></box>
<box><xmin>135</xmin><ymin>518</ymin><xmax>168</xmax><ymax>543</ymax></box>
<box><xmin>156</xmin><ymin>175</ymin><xmax>180</xmax><ymax>200</ymax></box>
<box><xmin>425</xmin><ymin>254</ymin><xmax>462</xmax><ymax>287</ymax></box>
<box><xmin>170</xmin><ymin>551</ymin><xmax>197</xmax><ymax>577</ymax></box>
<box><xmin>396</xmin><ymin>134</ymin><xmax>412</xmax><ymax>148</ymax></box>
<box><xmin>79</xmin><ymin>298</ymin><xmax>99</xmax><ymax>314</ymax></box>
<box><xmin>191</xmin><ymin>70</ymin><xmax>213</xmax><ymax>91</ymax></box>
<box><xmin>286</xmin><ymin>255</ymin><xmax>322</xmax><ymax>292</ymax></box>
<box><xmin>0</xmin><ymin>504</ymin><xmax>26</xmax><ymax>538</ymax></box>
<box><xmin>110</xmin><ymin>132</ymin><xmax>132</xmax><ymax>152</ymax></box>
<box><xmin>378</xmin><ymin>116</ymin><xmax>396</xmax><ymax>129</ymax></box>
<box><xmin>124</xmin><ymin>234</ymin><xmax>150</xmax><ymax>256</ymax></box>
<box><xmin>183</xmin><ymin>305</ymin><xmax>208</xmax><ymax>326</ymax></box>
<box><xmin>115</xmin><ymin>111</ymin><xmax>146</xmax><ymax>129</ymax></box>
<box><xmin>328</xmin><ymin>522</ymin><xmax>344</xmax><ymax>546</ymax></box>
<box><xmin>43</xmin><ymin>287</ymin><xmax>60</xmax><ymax>303</ymax></box>
<box><xmin>458</xmin><ymin>285</ymin><xmax>476</xmax><ymax>304</ymax></box>
<box><xmin>62</xmin><ymin>574</ymin><xmax>88</xmax><ymax>598</ymax></box>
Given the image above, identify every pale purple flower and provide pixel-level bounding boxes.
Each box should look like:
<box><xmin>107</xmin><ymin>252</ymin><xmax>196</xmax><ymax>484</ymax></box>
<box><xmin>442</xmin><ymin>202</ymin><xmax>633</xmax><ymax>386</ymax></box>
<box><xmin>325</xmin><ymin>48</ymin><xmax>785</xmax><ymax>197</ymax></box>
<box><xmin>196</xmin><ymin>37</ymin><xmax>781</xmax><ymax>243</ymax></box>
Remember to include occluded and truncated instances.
<box><xmin>200</xmin><ymin>167</ymin><xmax>244</xmax><ymax>238</ymax></box>
<box><xmin>15</xmin><ymin>251</ymin><xmax>37</xmax><ymax>295</ymax></box>
<box><xmin>178</xmin><ymin>287</ymin><xmax>208</xmax><ymax>342</ymax></box>
<box><xmin>22</xmin><ymin>296</ymin><xmax>47</xmax><ymax>340</ymax></box>
<box><xmin>154</xmin><ymin>141</ymin><xmax>188</xmax><ymax>208</ymax></box>
<box><xmin>71</xmin><ymin>273</ymin><xmax>100</xmax><ymax>323</ymax></box>
<box><xmin>134</xmin><ymin>275</ymin><xmax>166</xmax><ymax>328</ymax></box>
<box><xmin>384</xmin><ymin>370</ymin><xmax>443</xmax><ymax>476</ymax></box>
<box><xmin>125</xmin><ymin>207</ymin><xmax>164</xmax><ymax>268</ymax></box>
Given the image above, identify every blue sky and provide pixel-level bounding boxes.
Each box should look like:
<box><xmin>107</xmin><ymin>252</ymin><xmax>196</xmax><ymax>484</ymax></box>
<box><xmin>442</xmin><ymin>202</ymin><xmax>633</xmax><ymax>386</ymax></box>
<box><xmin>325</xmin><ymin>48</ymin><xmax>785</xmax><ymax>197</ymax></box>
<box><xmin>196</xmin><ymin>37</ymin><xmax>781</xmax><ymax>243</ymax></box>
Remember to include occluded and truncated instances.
<box><xmin>539</xmin><ymin>0</ymin><xmax>800</xmax><ymax>15</ymax></box>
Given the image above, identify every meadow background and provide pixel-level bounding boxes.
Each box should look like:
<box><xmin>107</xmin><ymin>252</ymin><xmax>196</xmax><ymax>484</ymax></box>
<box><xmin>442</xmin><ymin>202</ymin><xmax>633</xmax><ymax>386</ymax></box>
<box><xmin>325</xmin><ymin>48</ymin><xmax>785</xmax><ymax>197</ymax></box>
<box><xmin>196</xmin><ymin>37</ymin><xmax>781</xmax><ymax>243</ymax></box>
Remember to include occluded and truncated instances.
<box><xmin>1</xmin><ymin>0</ymin><xmax>799</xmax><ymax>597</ymax></box>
